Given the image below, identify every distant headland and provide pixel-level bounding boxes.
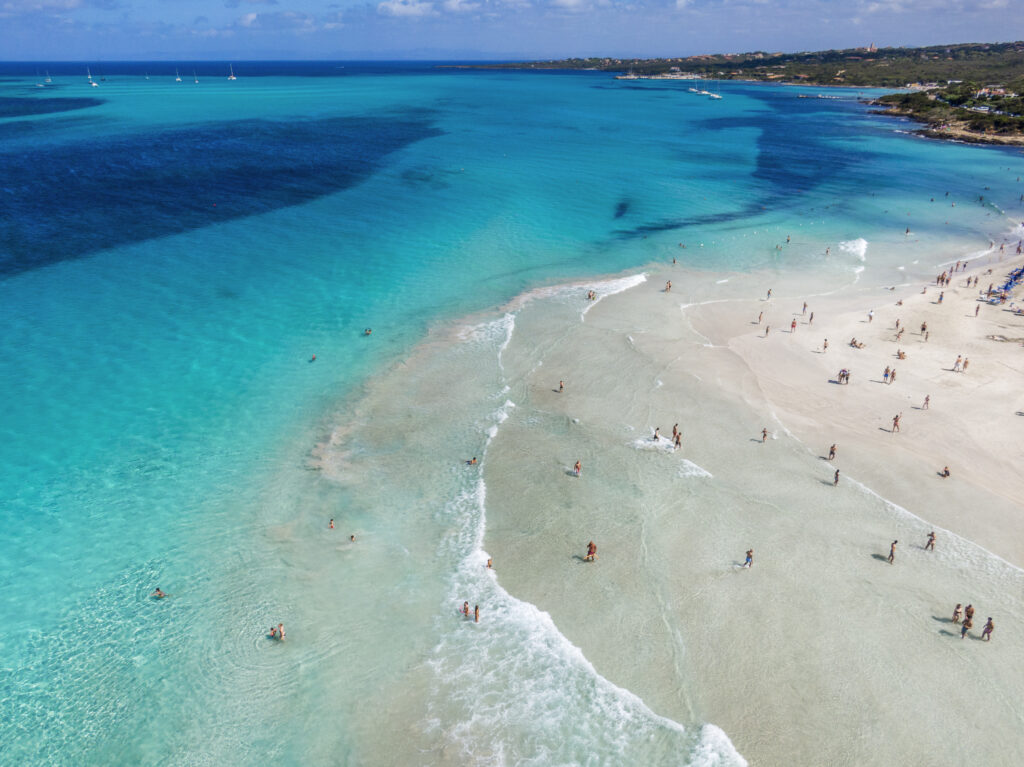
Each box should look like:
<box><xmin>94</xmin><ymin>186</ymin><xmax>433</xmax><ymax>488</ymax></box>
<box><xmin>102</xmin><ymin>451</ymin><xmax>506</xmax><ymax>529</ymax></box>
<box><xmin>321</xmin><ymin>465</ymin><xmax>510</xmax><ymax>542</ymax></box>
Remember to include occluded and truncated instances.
<box><xmin>452</xmin><ymin>41</ymin><xmax>1024</xmax><ymax>146</ymax></box>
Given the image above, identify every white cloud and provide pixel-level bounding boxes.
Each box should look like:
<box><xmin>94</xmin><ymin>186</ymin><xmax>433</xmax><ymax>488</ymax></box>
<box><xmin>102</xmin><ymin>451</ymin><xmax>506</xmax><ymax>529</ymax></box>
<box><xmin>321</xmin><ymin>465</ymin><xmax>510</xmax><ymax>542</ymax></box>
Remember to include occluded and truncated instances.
<box><xmin>442</xmin><ymin>0</ymin><xmax>480</xmax><ymax>11</ymax></box>
<box><xmin>378</xmin><ymin>0</ymin><xmax>436</xmax><ymax>14</ymax></box>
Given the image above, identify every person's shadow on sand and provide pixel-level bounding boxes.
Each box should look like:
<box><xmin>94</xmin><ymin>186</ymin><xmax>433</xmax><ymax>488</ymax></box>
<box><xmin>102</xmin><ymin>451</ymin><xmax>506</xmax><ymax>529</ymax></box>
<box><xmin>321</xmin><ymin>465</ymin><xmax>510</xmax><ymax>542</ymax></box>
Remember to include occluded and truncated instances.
<box><xmin>870</xmin><ymin>553</ymin><xmax>889</xmax><ymax>563</ymax></box>
<box><xmin>932</xmin><ymin>616</ymin><xmax>953</xmax><ymax>623</ymax></box>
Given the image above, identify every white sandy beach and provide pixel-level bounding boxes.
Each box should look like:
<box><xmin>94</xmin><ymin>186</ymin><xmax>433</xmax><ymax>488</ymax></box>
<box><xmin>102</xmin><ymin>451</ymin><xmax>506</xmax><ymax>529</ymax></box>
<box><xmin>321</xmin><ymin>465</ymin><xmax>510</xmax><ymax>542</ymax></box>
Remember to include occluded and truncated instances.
<box><xmin>478</xmin><ymin>243</ymin><xmax>1024</xmax><ymax>765</ymax></box>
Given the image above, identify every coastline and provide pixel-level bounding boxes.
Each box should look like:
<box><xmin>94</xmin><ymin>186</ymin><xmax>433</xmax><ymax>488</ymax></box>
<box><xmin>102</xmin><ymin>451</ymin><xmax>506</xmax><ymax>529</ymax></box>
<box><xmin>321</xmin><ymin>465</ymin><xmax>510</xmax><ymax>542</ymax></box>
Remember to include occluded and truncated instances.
<box><xmin>473</xmin><ymin>230</ymin><xmax>1024</xmax><ymax>764</ymax></box>
<box><xmin>869</xmin><ymin>104</ymin><xmax>1024</xmax><ymax>147</ymax></box>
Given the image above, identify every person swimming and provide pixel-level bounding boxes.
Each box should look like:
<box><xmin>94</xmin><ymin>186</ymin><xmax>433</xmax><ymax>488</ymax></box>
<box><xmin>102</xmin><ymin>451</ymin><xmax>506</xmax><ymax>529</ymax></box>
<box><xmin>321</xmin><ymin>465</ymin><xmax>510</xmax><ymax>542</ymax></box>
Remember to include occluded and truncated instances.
<box><xmin>151</xmin><ymin>587</ymin><xmax>166</xmax><ymax>599</ymax></box>
<box><xmin>466</xmin><ymin>457</ymin><xmax>477</xmax><ymax>465</ymax></box>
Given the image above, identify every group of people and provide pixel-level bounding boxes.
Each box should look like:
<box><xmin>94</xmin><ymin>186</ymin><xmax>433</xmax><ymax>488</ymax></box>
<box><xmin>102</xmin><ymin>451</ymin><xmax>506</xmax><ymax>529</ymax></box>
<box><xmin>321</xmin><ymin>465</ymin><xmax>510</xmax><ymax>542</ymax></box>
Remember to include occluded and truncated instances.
<box><xmin>951</xmin><ymin>603</ymin><xmax>995</xmax><ymax>640</ymax></box>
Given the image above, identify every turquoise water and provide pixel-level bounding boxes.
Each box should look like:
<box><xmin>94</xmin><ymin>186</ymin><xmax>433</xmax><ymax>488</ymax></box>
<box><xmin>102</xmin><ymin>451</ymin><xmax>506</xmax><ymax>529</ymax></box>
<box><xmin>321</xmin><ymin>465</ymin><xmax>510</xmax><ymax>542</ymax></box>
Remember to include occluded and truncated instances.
<box><xmin>2</xmin><ymin>64</ymin><xmax>1023</xmax><ymax>764</ymax></box>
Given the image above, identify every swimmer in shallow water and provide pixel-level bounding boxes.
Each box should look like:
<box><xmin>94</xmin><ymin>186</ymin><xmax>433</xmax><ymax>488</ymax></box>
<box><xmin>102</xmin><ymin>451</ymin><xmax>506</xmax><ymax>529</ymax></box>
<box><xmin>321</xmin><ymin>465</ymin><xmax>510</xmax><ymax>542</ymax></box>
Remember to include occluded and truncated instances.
<box><xmin>151</xmin><ymin>588</ymin><xmax>166</xmax><ymax>599</ymax></box>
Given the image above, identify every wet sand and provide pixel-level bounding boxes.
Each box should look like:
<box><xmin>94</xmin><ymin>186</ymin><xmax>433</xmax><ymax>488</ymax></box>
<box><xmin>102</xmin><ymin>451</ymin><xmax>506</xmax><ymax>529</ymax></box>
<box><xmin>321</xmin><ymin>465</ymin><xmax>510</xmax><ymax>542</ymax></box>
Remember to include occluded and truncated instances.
<box><xmin>482</xmin><ymin>247</ymin><xmax>1024</xmax><ymax>765</ymax></box>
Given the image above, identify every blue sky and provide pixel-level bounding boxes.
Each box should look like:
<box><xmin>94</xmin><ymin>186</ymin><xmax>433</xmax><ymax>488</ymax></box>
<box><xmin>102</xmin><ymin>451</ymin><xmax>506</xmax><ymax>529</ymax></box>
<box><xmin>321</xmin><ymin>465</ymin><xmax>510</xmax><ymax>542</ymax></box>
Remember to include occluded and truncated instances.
<box><xmin>0</xmin><ymin>0</ymin><xmax>1017</xmax><ymax>60</ymax></box>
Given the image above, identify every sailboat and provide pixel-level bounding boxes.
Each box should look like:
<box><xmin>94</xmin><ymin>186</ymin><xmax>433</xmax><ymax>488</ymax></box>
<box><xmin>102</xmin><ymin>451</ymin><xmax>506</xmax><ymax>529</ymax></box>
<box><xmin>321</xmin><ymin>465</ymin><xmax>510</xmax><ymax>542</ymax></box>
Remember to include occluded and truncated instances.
<box><xmin>175</xmin><ymin>68</ymin><xmax>182</xmax><ymax>83</ymax></box>
<box><xmin>193</xmin><ymin>70</ymin><xmax>199</xmax><ymax>84</ymax></box>
<box><xmin>708</xmin><ymin>80</ymin><xmax>723</xmax><ymax>100</ymax></box>
<box><xmin>227</xmin><ymin>64</ymin><xmax>237</xmax><ymax>81</ymax></box>
<box><xmin>87</xmin><ymin>67</ymin><xmax>99</xmax><ymax>87</ymax></box>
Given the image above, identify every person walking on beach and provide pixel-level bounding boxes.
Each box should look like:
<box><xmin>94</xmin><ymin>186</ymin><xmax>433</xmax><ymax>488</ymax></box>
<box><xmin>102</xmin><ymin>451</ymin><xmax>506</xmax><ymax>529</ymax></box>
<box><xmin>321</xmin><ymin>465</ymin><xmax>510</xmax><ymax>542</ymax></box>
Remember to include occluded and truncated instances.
<box><xmin>925</xmin><ymin>532</ymin><xmax>936</xmax><ymax>550</ymax></box>
<box><xmin>961</xmin><ymin>617</ymin><xmax>973</xmax><ymax>639</ymax></box>
<box><xmin>981</xmin><ymin>618</ymin><xmax>995</xmax><ymax>641</ymax></box>
<box><xmin>828</xmin><ymin>444</ymin><xmax>836</xmax><ymax>461</ymax></box>
<box><xmin>962</xmin><ymin>357</ymin><xmax>969</xmax><ymax>373</ymax></box>
<box><xmin>665</xmin><ymin>280</ymin><xmax>672</xmax><ymax>292</ymax></box>
<box><xmin>559</xmin><ymin>380</ymin><xmax>564</xmax><ymax>393</ymax></box>
<box><xmin>765</xmin><ymin>325</ymin><xmax>770</xmax><ymax>337</ymax></box>
<box><xmin>573</xmin><ymin>460</ymin><xmax>582</xmax><ymax>477</ymax></box>
<box><xmin>953</xmin><ymin>355</ymin><xmax>962</xmax><ymax>372</ymax></box>
<box><xmin>766</xmin><ymin>289</ymin><xmax>772</xmax><ymax>300</ymax></box>
<box><xmin>674</xmin><ymin>432</ymin><xmax>682</xmax><ymax>450</ymax></box>
<box><xmin>790</xmin><ymin>318</ymin><xmax>797</xmax><ymax>333</ymax></box>
<box><xmin>762</xmin><ymin>428</ymin><xmax>768</xmax><ymax>443</ymax></box>
<box><xmin>585</xmin><ymin>541</ymin><xmax>597</xmax><ymax>562</ymax></box>
<box><xmin>889</xmin><ymin>368</ymin><xmax>896</xmax><ymax>385</ymax></box>
<box><xmin>868</xmin><ymin>309</ymin><xmax>874</xmax><ymax>323</ymax></box>
<box><xmin>952</xmin><ymin>604</ymin><xmax>963</xmax><ymax>624</ymax></box>
<box><xmin>823</xmin><ymin>338</ymin><xmax>828</xmax><ymax>353</ymax></box>
<box><xmin>672</xmin><ymin>424</ymin><xmax>679</xmax><ymax>440</ymax></box>
<box><xmin>809</xmin><ymin>312</ymin><xmax>814</xmax><ymax>325</ymax></box>
<box><xmin>739</xmin><ymin>549</ymin><xmax>753</xmax><ymax>568</ymax></box>
<box><xmin>802</xmin><ymin>302</ymin><xmax>808</xmax><ymax>315</ymax></box>
<box><xmin>892</xmin><ymin>414</ymin><xmax>901</xmax><ymax>433</ymax></box>
<box><xmin>921</xmin><ymin>321</ymin><xmax>927</xmax><ymax>335</ymax></box>
<box><xmin>923</xmin><ymin>394</ymin><xmax>930</xmax><ymax>410</ymax></box>
<box><xmin>975</xmin><ymin>304</ymin><xmax>980</xmax><ymax>317</ymax></box>
<box><xmin>758</xmin><ymin>311</ymin><xmax>763</xmax><ymax>324</ymax></box>
<box><xmin>888</xmin><ymin>540</ymin><xmax>898</xmax><ymax>564</ymax></box>
<box><xmin>653</xmin><ymin>427</ymin><xmax>660</xmax><ymax>442</ymax></box>
<box><xmin>883</xmin><ymin>366</ymin><xmax>891</xmax><ymax>384</ymax></box>
<box><xmin>834</xmin><ymin>469</ymin><xmax>840</xmax><ymax>487</ymax></box>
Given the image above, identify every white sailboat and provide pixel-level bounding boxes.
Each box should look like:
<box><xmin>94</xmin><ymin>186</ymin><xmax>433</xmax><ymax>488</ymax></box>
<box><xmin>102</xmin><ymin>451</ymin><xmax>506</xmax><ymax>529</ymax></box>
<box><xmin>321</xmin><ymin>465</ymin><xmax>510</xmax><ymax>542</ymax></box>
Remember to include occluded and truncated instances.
<box><xmin>227</xmin><ymin>64</ymin><xmax>237</xmax><ymax>81</ymax></box>
<box><xmin>44</xmin><ymin>70</ymin><xmax>52</xmax><ymax>84</ymax></box>
<box><xmin>87</xmin><ymin>67</ymin><xmax>98</xmax><ymax>87</ymax></box>
<box><xmin>708</xmin><ymin>80</ymin><xmax>723</xmax><ymax>100</ymax></box>
<box><xmin>175</xmin><ymin>68</ymin><xmax>182</xmax><ymax>83</ymax></box>
<box><xmin>193</xmin><ymin>70</ymin><xmax>199</xmax><ymax>84</ymax></box>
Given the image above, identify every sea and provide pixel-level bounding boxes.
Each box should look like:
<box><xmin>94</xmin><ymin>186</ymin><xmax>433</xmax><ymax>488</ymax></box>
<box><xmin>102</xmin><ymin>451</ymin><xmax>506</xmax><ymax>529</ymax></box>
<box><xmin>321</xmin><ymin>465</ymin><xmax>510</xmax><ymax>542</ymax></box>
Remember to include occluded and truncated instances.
<box><xmin>2</xmin><ymin>61</ymin><xmax>1023</xmax><ymax>766</ymax></box>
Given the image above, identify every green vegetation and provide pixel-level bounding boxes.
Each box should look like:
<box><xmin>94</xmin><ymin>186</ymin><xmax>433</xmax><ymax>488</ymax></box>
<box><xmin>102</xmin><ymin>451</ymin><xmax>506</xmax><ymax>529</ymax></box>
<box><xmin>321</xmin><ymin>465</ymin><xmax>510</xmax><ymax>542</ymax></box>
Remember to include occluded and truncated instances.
<box><xmin>483</xmin><ymin>41</ymin><xmax>1024</xmax><ymax>89</ymax></box>
<box><xmin>472</xmin><ymin>41</ymin><xmax>1024</xmax><ymax>143</ymax></box>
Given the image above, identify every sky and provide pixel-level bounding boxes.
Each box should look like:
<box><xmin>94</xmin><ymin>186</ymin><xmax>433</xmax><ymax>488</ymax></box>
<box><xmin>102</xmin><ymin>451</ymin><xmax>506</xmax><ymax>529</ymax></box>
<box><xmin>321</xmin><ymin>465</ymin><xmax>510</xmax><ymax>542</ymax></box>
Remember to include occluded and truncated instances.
<box><xmin>0</xmin><ymin>0</ymin><xmax>1019</xmax><ymax>60</ymax></box>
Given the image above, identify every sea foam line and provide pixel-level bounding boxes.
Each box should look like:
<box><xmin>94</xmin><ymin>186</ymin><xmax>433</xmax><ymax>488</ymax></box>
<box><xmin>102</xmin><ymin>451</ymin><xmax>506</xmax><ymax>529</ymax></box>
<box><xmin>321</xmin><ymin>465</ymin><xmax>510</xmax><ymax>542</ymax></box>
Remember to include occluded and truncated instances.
<box><xmin>429</xmin><ymin>310</ymin><xmax>745</xmax><ymax>766</ymax></box>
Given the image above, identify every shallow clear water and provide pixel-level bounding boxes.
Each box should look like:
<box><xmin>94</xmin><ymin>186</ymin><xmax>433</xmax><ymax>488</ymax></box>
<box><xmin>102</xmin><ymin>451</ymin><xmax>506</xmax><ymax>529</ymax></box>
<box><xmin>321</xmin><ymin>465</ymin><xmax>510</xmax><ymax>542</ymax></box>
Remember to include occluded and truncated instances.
<box><xmin>2</xmin><ymin>63</ymin><xmax>1023</xmax><ymax>764</ymax></box>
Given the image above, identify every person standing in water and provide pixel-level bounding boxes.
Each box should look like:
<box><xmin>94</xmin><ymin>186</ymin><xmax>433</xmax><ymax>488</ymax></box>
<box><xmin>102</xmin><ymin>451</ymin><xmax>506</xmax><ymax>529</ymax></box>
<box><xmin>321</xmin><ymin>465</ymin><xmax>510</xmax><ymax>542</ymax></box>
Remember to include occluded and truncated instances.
<box><xmin>828</xmin><ymin>444</ymin><xmax>837</xmax><ymax>461</ymax></box>
<box><xmin>762</xmin><ymin>428</ymin><xmax>768</xmax><ymax>443</ymax></box>
<box><xmin>961</xmin><ymin>617</ymin><xmax>973</xmax><ymax>639</ymax></box>
<box><xmin>585</xmin><ymin>541</ymin><xmax>597</xmax><ymax>561</ymax></box>
<box><xmin>925</xmin><ymin>532</ymin><xmax>936</xmax><ymax>551</ymax></box>
<box><xmin>742</xmin><ymin>549</ymin><xmax>753</xmax><ymax>568</ymax></box>
<box><xmin>892</xmin><ymin>414</ymin><xmax>901</xmax><ymax>433</ymax></box>
<box><xmin>834</xmin><ymin>469</ymin><xmax>840</xmax><ymax>487</ymax></box>
<box><xmin>573</xmin><ymin>460</ymin><xmax>582</xmax><ymax>477</ymax></box>
<box><xmin>888</xmin><ymin>540</ymin><xmax>898</xmax><ymax>564</ymax></box>
<box><xmin>329</xmin><ymin>518</ymin><xmax>334</xmax><ymax>529</ymax></box>
<box><xmin>952</xmin><ymin>604</ymin><xmax>963</xmax><ymax>624</ymax></box>
<box><xmin>559</xmin><ymin>380</ymin><xmax>564</xmax><ymax>393</ymax></box>
<box><xmin>474</xmin><ymin>605</ymin><xmax>480</xmax><ymax>623</ymax></box>
<box><xmin>823</xmin><ymin>338</ymin><xmax>828</xmax><ymax>353</ymax></box>
<box><xmin>981</xmin><ymin>617</ymin><xmax>994</xmax><ymax>641</ymax></box>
